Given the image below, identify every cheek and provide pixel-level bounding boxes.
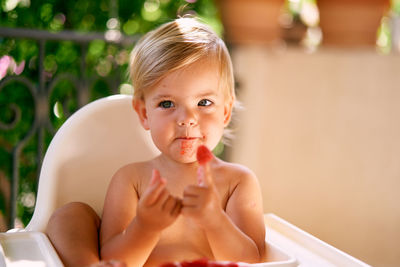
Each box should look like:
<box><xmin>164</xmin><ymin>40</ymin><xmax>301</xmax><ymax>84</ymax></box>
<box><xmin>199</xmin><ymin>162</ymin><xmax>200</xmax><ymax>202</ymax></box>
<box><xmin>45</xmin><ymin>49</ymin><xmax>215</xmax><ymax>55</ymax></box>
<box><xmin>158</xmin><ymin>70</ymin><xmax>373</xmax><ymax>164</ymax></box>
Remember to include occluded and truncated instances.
<box><xmin>147</xmin><ymin>110</ymin><xmax>166</xmax><ymax>130</ymax></box>
<box><xmin>148</xmin><ymin>117</ymin><xmax>173</xmax><ymax>145</ymax></box>
<box><xmin>149</xmin><ymin>119</ymin><xmax>168</xmax><ymax>136</ymax></box>
<box><xmin>201</xmin><ymin>113</ymin><xmax>225</xmax><ymax>139</ymax></box>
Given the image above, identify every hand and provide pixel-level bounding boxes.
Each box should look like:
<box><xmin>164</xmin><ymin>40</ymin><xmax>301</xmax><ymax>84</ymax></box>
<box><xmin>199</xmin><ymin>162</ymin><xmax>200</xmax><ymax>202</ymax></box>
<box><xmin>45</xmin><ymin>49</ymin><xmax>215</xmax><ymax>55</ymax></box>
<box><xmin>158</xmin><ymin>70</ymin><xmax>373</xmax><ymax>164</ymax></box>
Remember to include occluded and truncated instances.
<box><xmin>136</xmin><ymin>169</ymin><xmax>182</xmax><ymax>232</ymax></box>
<box><xmin>181</xmin><ymin>158</ymin><xmax>223</xmax><ymax>229</ymax></box>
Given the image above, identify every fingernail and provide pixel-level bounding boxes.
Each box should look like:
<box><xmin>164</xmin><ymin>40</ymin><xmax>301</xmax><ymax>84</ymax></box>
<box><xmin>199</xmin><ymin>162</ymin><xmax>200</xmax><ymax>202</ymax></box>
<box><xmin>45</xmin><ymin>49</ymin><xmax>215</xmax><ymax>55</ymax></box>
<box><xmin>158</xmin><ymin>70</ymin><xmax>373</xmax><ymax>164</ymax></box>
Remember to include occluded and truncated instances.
<box><xmin>150</xmin><ymin>169</ymin><xmax>159</xmax><ymax>185</ymax></box>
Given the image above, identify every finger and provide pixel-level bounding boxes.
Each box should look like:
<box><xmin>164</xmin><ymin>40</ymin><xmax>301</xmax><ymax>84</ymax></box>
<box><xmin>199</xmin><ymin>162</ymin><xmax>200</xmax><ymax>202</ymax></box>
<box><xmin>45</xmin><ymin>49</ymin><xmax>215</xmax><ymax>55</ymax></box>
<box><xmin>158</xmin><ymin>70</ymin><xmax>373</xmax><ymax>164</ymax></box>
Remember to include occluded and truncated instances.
<box><xmin>144</xmin><ymin>182</ymin><xmax>166</xmax><ymax>206</ymax></box>
<box><xmin>196</xmin><ymin>145</ymin><xmax>213</xmax><ymax>187</ymax></box>
<box><xmin>155</xmin><ymin>188</ymin><xmax>170</xmax><ymax>208</ymax></box>
<box><xmin>150</xmin><ymin>169</ymin><xmax>161</xmax><ymax>185</ymax></box>
<box><xmin>197</xmin><ymin>165</ymin><xmax>205</xmax><ymax>186</ymax></box>
<box><xmin>162</xmin><ymin>195</ymin><xmax>176</xmax><ymax>212</ymax></box>
<box><xmin>169</xmin><ymin>197</ymin><xmax>182</xmax><ymax>217</ymax></box>
<box><xmin>197</xmin><ymin>145</ymin><xmax>213</xmax><ymax>165</ymax></box>
<box><xmin>182</xmin><ymin>196</ymin><xmax>198</xmax><ymax>207</ymax></box>
<box><xmin>144</xmin><ymin>170</ymin><xmax>166</xmax><ymax>206</ymax></box>
<box><xmin>171</xmin><ymin>198</ymin><xmax>182</xmax><ymax>216</ymax></box>
<box><xmin>197</xmin><ymin>164</ymin><xmax>213</xmax><ymax>187</ymax></box>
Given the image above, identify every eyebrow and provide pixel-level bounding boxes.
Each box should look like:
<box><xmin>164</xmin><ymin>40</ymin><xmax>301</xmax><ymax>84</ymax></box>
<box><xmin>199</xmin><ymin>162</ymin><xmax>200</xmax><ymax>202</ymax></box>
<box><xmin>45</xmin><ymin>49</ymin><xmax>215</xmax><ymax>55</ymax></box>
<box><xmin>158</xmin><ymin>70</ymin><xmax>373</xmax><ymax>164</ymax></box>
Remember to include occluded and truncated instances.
<box><xmin>198</xmin><ymin>91</ymin><xmax>219</xmax><ymax>97</ymax></box>
<box><xmin>151</xmin><ymin>94</ymin><xmax>172</xmax><ymax>101</ymax></box>
<box><xmin>151</xmin><ymin>91</ymin><xmax>218</xmax><ymax>101</ymax></box>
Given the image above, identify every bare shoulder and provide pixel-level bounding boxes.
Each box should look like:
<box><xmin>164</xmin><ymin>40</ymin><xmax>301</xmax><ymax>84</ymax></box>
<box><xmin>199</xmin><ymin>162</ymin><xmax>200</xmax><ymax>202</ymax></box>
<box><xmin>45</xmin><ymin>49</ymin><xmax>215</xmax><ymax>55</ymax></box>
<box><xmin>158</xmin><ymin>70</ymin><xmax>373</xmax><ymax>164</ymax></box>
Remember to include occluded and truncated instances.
<box><xmin>110</xmin><ymin>160</ymin><xmax>153</xmax><ymax>192</ymax></box>
<box><xmin>213</xmin><ymin>158</ymin><xmax>259</xmax><ymax>187</ymax></box>
<box><xmin>211</xmin><ymin>158</ymin><xmax>261</xmax><ymax>208</ymax></box>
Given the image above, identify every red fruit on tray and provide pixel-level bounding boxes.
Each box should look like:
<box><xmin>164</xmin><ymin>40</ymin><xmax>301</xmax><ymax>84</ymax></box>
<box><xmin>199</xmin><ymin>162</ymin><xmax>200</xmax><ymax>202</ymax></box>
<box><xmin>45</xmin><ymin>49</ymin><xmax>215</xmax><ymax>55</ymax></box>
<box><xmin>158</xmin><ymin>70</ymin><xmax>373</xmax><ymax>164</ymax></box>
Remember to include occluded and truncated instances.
<box><xmin>159</xmin><ymin>258</ymin><xmax>240</xmax><ymax>267</ymax></box>
<box><xmin>181</xmin><ymin>258</ymin><xmax>209</xmax><ymax>267</ymax></box>
<box><xmin>208</xmin><ymin>262</ymin><xmax>239</xmax><ymax>267</ymax></box>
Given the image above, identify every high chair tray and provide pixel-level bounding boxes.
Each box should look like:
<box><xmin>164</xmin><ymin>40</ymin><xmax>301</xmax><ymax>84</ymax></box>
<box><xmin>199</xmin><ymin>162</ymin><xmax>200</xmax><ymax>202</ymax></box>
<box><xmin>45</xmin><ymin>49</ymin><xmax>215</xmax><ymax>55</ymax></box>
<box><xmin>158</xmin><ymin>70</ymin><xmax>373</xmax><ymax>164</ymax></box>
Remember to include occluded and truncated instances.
<box><xmin>0</xmin><ymin>213</ymin><xmax>371</xmax><ymax>267</ymax></box>
<box><xmin>0</xmin><ymin>231</ymin><xmax>63</xmax><ymax>267</ymax></box>
<box><xmin>0</xmin><ymin>231</ymin><xmax>296</xmax><ymax>267</ymax></box>
<box><xmin>264</xmin><ymin>214</ymin><xmax>370</xmax><ymax>267</ymax></box>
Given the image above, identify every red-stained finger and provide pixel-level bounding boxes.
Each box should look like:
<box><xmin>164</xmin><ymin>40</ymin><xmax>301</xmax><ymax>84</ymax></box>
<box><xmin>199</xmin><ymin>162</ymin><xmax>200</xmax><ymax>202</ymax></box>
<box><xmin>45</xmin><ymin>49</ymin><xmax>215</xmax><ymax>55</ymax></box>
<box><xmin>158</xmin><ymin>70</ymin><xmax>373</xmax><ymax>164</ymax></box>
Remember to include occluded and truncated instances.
<box><xmin>196</xmin><ymin>145</ymin><xmax>213</xmax><ymax>187</ymax></box>
<box><xmin>197</xmin><ymin>165</ymin><xmax>205</xmax><ymax>186</ymax></box>
<box><xmin>197</xmin><ymin>163</ymin><xmax>214</xmax><ymax>187</ymax></box>
<box><xmin>197</xmin><ymin>145</ymin><xmax>213</xmax><ymax>165</ymax></box>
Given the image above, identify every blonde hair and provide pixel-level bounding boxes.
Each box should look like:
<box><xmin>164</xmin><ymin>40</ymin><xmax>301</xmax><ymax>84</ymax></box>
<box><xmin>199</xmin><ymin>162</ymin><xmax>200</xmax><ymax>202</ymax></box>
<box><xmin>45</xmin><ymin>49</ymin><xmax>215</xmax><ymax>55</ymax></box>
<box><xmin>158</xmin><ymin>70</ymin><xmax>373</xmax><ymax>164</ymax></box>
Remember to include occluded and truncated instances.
<box><xmin>129</xmin><ymin>17</ymin><xmax>235</xmax><ymax>102</ymax></box>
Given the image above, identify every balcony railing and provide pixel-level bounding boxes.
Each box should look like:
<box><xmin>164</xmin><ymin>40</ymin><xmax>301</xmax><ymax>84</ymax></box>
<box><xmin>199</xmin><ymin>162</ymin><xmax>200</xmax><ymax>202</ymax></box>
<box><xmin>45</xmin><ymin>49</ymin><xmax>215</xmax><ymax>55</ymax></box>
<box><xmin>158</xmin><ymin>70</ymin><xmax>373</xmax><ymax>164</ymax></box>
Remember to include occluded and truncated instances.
<box><xmin>0</xmin><ymin>26</ymin><xmax>137</xmax><ymax>229</ymax></box>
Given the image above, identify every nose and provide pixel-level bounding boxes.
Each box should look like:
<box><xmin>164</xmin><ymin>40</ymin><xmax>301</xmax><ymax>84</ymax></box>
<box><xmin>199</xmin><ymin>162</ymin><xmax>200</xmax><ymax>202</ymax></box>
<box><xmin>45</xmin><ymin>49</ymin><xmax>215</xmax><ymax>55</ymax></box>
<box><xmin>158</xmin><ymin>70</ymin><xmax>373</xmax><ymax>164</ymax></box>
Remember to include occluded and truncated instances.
<box><xmin>177</xmin><ymin>107</ymin><xmax>197</xmax><ymax>127</ymax></box>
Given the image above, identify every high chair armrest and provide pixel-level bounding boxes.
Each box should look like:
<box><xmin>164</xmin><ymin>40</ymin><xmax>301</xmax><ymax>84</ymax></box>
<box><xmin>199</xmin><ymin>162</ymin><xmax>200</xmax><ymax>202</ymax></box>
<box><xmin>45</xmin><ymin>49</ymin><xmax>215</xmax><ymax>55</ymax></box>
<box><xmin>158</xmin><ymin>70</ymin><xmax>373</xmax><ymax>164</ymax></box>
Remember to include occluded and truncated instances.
<box><xmin>0</xmin><ymin>231</ymin><xmax>63</xmax><ymax>266</ymax></box>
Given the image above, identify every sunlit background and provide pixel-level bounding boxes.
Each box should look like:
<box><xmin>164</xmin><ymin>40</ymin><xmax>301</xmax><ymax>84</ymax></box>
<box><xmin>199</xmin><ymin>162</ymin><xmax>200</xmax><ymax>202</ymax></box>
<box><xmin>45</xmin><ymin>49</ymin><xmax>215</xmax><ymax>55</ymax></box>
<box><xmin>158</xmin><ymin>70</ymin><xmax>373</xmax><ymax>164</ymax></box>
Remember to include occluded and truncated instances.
<box><xmin>1</xmin><ymin>0</ymin><xmax>400</xmax><ymax>266</ymax></box>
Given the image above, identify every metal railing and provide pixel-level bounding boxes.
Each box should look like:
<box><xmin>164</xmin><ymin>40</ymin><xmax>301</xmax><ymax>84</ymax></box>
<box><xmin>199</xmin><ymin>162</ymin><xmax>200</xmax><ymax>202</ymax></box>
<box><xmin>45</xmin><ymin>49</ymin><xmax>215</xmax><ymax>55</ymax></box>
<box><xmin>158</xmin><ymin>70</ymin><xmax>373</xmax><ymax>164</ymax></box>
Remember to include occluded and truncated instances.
<box><xmin>0</xmin><ymin>26</ymin><xmax>138</xmax><ymax>229</ymax></box>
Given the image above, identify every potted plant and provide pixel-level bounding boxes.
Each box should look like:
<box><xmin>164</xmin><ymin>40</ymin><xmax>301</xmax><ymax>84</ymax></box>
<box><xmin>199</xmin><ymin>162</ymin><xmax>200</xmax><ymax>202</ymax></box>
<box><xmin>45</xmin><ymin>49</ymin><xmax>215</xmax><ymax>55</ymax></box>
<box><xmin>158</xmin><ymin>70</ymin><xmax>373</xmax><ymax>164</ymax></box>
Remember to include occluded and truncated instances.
<box><xmin>216</xmin><ymin>0</ymin><xmax>286</xmax><ymax>45</ymax></box>
<box><xmin>317</xmin><ymin>0</ymin><xmax>390</xmax><ymax>46</ymax></box>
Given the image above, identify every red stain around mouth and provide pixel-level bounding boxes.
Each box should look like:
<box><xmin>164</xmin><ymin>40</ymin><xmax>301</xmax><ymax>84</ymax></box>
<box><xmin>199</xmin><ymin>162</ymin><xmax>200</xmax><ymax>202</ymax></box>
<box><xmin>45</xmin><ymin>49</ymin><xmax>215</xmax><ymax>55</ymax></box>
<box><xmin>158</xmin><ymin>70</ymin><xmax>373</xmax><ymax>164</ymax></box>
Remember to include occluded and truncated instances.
<box><xmin>180</xmin><ymin>139</ymin><xmax>193</xmax><ymax>155</ymax></box>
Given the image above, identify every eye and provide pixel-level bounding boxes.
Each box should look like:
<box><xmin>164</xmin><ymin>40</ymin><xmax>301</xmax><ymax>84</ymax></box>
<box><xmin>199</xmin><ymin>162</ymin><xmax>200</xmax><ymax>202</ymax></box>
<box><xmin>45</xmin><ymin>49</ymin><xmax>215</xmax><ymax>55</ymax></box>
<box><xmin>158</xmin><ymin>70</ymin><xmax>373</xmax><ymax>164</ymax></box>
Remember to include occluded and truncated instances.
<box><xmin>158</xmin><ymin>100</ymin><xmax>174</xmax><ymax>109</ymax></box>
<box><xmin>198</xmin><ymin>99</ymin><xmax>212</xmax><ymax>107</ymax></box>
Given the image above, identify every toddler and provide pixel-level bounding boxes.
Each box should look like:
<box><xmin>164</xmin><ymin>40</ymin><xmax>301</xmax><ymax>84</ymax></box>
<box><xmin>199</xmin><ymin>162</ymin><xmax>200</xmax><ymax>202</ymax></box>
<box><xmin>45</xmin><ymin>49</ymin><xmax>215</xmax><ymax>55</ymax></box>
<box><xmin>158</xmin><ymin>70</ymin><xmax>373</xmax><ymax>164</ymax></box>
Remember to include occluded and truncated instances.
<box><xmin>47</xmin><ymin>17</ymin><xmax>265</xmax><ymax>267</ymax></box>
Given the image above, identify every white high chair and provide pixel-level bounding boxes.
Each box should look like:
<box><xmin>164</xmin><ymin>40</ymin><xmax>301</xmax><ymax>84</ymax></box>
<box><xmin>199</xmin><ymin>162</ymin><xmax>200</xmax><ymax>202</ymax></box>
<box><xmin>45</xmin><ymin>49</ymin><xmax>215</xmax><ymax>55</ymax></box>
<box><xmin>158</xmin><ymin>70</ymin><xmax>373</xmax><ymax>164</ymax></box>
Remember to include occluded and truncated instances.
<box><xmin>0</xmin><ymin>94</ymin><xmax>159</xmax><ymax>266</ymax></box>
<box><xmin>0</xmin><ymin>95</ymin><xmax>370</xmax><ymax>267</ymax></box>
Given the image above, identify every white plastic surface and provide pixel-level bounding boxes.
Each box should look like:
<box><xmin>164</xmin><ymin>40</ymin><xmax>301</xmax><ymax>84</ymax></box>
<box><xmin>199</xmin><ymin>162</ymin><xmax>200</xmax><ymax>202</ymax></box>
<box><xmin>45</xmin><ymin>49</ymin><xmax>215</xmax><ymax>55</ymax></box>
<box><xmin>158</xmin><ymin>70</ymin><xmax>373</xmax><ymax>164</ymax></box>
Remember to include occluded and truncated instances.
<box><xmin>249</xmin><ymin>242</ymin><xmax>297</xmax><ymax>267</ymax></box>
<box><xmin>0</xmin><ymin>231</ymin><xmax>63</xmax><ymax>267</ymax></box>
<box><xmin>264</xmin><ymin>214</ymin><xmax>371</xmax><ymax>267</ymax></box>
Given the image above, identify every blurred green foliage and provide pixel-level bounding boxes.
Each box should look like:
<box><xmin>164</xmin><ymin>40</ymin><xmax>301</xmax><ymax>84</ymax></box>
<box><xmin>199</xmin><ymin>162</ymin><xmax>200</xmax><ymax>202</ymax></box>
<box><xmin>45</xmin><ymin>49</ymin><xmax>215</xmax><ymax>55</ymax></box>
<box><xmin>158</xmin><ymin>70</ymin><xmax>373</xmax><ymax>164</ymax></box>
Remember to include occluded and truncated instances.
<box><xmin>392</xmin><ymin>0</ymin><xmax>400</xmax><ymax>15</ymax></box>
<box><xmin>0</xmin><ymin>0</ymin><xmax>222</xmax><ymax>229</ymax></box>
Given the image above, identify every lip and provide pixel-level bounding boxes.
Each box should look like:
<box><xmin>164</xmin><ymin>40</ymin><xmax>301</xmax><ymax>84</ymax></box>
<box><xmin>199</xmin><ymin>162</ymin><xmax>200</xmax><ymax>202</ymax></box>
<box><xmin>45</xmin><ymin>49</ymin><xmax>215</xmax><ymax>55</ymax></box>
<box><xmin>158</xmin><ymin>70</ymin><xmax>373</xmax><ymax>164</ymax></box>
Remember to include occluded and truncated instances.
<box><xmin>176</xmin><ymin>137</ymin><xmax>198</xmax><ymax>140</ymax></box>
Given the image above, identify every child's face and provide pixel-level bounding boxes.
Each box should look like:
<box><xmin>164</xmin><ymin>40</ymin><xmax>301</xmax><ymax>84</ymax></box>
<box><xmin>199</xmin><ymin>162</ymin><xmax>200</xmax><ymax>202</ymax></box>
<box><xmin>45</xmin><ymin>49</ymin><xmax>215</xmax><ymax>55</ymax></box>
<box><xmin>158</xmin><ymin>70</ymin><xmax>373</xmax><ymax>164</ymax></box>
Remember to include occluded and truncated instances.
<box><xmin>134</xmin><ymin>59</ymin><xmax>233</xmax><ymax>163</ymax></box>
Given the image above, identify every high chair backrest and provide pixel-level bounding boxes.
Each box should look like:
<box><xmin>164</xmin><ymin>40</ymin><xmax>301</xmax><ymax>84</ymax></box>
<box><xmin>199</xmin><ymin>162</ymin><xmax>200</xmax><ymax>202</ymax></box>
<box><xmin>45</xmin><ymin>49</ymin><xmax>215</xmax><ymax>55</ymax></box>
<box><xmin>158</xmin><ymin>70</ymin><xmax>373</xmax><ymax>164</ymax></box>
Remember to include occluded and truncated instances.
<box><xmin>26</xmin><ymin>95</ymin><xmax>160</xmax><ymax>232</ymax></box>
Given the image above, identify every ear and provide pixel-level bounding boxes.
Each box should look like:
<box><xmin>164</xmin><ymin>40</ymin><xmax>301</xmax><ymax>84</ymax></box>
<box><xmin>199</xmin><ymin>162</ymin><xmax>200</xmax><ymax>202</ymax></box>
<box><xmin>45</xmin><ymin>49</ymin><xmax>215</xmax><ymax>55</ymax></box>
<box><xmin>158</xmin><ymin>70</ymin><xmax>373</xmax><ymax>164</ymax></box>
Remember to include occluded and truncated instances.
<box><xmin>132</xmin><ymin>98</ymin><xmax>150</xmax><ymax>130</ymax></box>
<box><xmin>223</xmin><ymin>95</ymin><xmax>234</xmax><ymax>127</ymax></box>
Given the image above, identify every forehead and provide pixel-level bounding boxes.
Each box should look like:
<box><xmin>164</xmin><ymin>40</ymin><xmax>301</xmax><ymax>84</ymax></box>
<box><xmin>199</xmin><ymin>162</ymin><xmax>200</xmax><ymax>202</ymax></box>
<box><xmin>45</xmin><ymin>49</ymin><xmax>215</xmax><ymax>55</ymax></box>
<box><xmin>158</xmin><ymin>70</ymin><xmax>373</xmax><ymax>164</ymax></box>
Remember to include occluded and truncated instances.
<box><xmin>145</xmin><ymin>60</ymin><xmax>222</xmax><ymax>98</ymax></box>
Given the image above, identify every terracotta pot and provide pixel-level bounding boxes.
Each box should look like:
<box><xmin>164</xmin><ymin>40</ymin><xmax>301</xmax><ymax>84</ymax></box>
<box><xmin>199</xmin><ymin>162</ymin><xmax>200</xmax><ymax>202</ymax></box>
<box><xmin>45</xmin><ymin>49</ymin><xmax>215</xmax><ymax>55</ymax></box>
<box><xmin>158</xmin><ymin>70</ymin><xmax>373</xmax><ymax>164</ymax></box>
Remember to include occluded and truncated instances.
<box><xmin>318</xmin><ymin>0</ymin><xmax>390</xmax><ymax>47</ymax></box>
<box><xmin>216</xmin><ymin>0</ymin><xmax>285</xmax><ymax>45</ymax></box>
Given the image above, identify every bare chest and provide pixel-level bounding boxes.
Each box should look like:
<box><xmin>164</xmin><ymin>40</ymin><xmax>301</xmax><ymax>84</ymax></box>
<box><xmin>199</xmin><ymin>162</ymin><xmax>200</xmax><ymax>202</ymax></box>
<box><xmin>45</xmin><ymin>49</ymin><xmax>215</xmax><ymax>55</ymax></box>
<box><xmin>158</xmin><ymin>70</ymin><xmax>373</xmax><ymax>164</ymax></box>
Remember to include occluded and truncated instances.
<box><xmin>144</xmin><ymin>216</ymin><xmax>213</xmax><ymax>266</ymax></box>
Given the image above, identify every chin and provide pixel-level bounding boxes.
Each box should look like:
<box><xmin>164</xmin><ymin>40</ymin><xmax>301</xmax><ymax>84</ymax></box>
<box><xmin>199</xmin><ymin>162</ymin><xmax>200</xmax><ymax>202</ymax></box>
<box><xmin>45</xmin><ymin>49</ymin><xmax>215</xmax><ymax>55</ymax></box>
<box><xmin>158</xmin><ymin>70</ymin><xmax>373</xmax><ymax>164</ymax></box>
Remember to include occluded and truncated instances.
<box><xmin>176</xmin><ymin>156</ymin><xmax>197</xmax><ymax>164</ymax></box>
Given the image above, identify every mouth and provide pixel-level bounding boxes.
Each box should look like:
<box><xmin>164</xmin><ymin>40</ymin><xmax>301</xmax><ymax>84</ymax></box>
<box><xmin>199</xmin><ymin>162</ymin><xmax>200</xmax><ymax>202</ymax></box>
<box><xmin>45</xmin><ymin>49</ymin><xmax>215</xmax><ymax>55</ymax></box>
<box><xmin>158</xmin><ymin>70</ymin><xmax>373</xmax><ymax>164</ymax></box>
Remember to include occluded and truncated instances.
<box><xmin>176</xmin><ymin>137</ymin><xmax>198</xmax><ymax>140</ymax></box>
<box><xmin>177</xmin><ymin>137</ymin><xmax>201</xmax><ymax>156</ymax></box>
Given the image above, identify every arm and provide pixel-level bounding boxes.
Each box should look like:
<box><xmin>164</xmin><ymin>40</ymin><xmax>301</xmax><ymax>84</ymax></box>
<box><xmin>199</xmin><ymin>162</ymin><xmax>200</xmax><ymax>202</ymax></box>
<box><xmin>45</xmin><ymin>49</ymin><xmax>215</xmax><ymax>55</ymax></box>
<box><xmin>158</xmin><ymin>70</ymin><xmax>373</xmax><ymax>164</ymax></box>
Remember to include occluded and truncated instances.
<box><xmin>182</xmin><ymin>163</ymin><xmax>265</xmax><ymax>263</ymax></box>
<box><xmin>217</xmin><ymin>169</ymin><xmax>265</xmax><ymax>261</ymax></box>
<box><xmin>100</xmin><ymin>168</ymin><xmax>181</xmax><ymax>266</ymax></box>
